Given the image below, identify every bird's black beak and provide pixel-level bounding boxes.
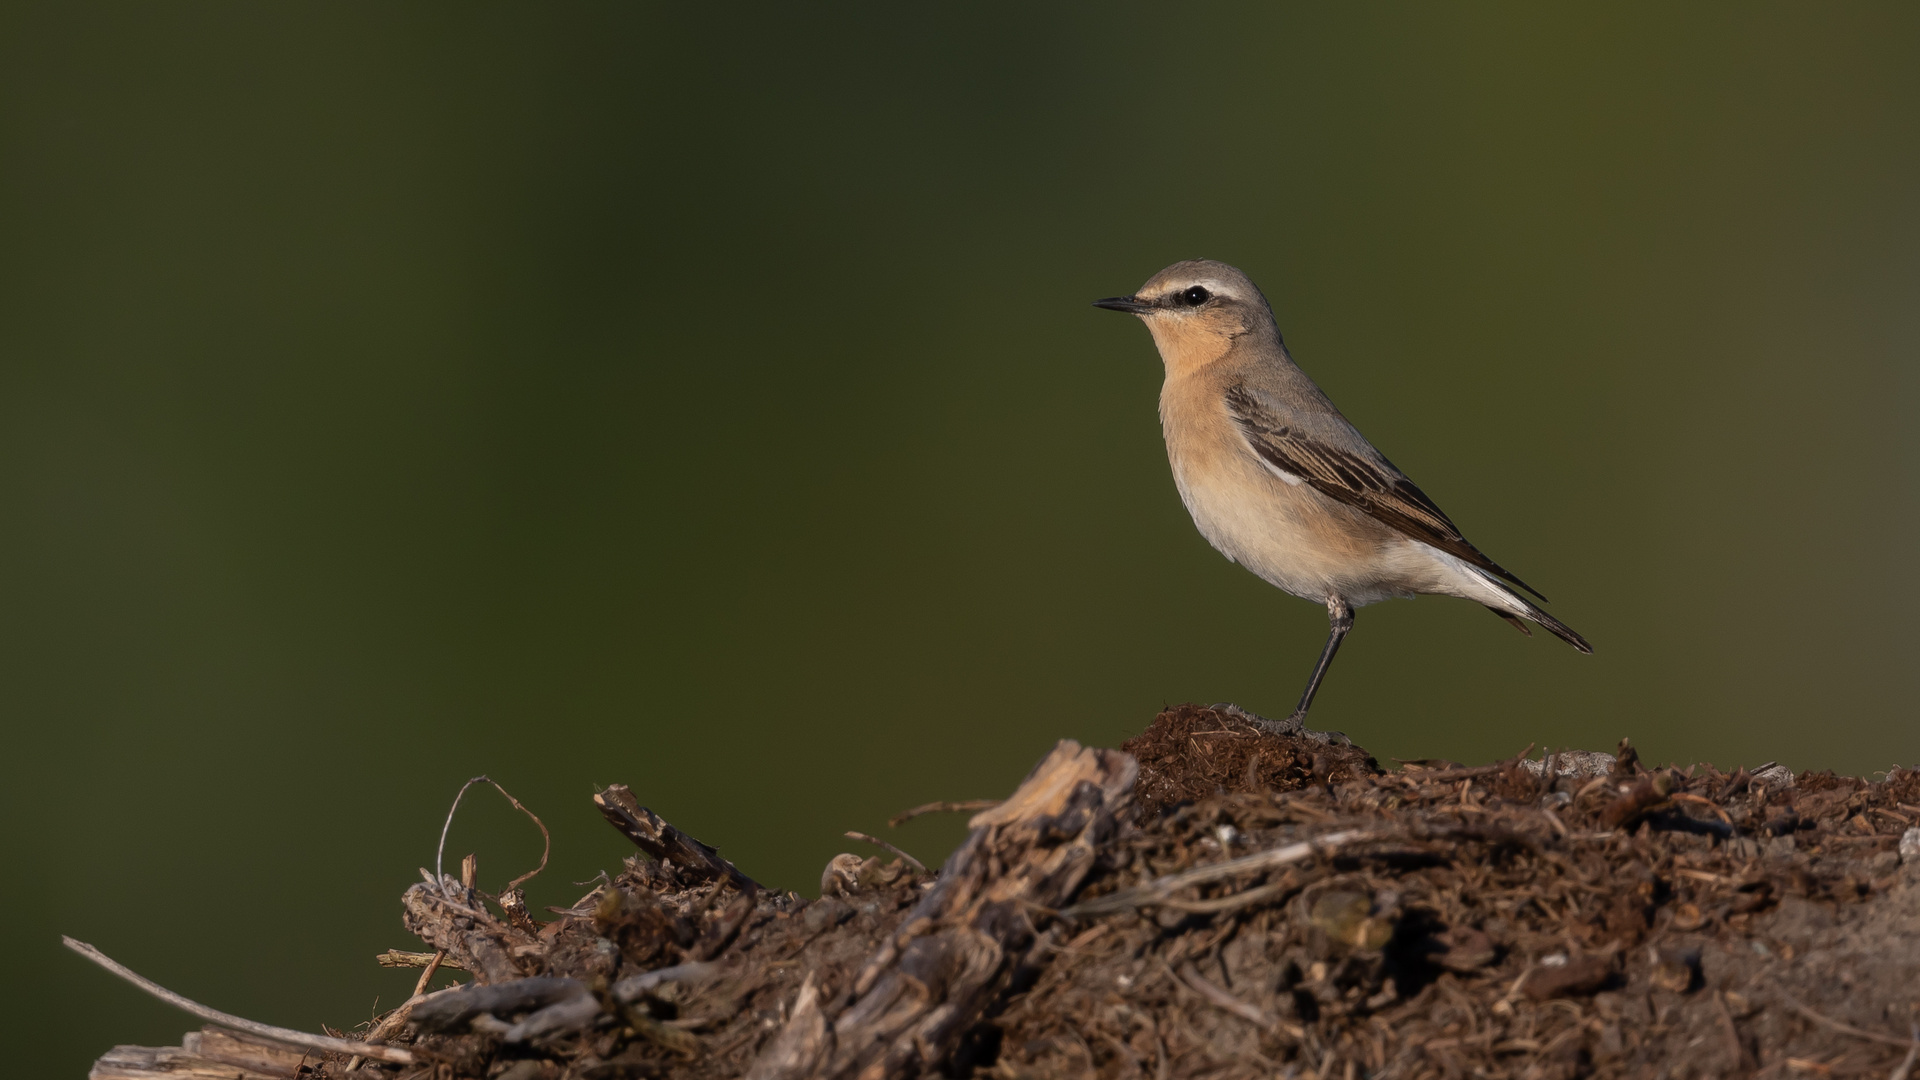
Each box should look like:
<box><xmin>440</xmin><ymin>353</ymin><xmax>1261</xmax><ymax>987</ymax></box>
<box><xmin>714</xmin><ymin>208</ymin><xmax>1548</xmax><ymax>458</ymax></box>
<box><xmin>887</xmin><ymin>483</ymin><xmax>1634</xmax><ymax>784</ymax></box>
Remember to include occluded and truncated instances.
<box><xmin>1092</xmin><ymin>295</ymin><xmax>1153</xmax><ymax>314</ymax></box>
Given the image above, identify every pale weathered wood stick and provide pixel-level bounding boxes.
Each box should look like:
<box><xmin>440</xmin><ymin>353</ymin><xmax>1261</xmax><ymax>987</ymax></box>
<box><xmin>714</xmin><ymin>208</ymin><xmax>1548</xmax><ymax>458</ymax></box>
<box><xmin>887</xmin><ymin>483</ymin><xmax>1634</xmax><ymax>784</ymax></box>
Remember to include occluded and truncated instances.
<box><xmin>62</xmin><ymin>936</ymin><xmax>415</xmax><ymax>1065</ymax></box>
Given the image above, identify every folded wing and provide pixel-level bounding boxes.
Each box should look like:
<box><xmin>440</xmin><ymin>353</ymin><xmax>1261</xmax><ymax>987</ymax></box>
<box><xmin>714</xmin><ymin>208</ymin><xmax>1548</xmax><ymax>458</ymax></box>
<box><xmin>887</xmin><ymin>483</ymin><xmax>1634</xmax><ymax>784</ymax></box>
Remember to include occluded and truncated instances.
<box><xmin>1223</xmin><ymin>384</ymin><xmax>1547</xmax><ymax>602</ymax></box>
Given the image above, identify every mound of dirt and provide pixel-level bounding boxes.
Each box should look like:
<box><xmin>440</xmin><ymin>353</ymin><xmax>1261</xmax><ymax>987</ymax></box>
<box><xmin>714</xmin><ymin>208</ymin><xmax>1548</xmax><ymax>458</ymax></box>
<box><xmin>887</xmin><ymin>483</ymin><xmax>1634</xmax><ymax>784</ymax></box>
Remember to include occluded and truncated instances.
<box><xmin>1121</xmin><ymin>703</ymin><xmax>1378</xmax><ymax>818</ymax></box>
<box><xmin>1002</xmin><ymin>710</ymin><xmax>1920</xmax><ymax>1079</ymax></box>
<box><xmin>83</xmin><ymin>706</ymin><xmax>1920</xmax><ymax>1080</ymax></box>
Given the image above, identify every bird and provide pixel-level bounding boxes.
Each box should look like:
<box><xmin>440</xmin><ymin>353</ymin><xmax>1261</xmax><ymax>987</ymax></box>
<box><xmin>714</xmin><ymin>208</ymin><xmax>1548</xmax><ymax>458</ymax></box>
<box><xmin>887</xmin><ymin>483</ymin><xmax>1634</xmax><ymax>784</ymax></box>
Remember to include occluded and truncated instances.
<box><xmin>1095</xmin><ymin>259</ymin><xmax>1589</xmax><ymax>733</ymax></box>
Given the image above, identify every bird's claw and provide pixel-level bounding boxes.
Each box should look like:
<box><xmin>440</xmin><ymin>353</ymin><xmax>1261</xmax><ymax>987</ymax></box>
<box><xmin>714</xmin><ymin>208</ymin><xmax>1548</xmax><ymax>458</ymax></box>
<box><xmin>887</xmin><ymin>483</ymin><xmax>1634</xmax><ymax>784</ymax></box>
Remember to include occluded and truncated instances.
<box><xmin>1209</xmin><ymin>702</ymin><xmax>1351</xmax><ymax>747</ymax></box>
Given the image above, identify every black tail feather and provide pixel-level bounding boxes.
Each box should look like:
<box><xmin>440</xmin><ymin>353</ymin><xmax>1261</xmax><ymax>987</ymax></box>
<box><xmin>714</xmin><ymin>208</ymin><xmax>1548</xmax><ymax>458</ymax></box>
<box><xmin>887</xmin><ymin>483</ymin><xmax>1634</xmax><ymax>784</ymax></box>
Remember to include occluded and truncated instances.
<box><xmin>1486</xmin><ymin>606</ymin><xmax>1532</xmax><ymax>637</ymax></box>
<box><xmin>1483</xmin><ymin>602</ymin><xmax>1592</xmax><ymax>654</ymax></box>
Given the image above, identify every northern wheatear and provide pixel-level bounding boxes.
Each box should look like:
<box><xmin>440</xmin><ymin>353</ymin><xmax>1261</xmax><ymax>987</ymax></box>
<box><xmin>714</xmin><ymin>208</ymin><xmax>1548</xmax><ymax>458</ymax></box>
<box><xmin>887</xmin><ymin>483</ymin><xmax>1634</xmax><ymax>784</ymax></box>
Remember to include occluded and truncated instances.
<box><xmin>1096</xmin><ymin>259</ymin><xmax>1589</xmax><ymax>730</ymax></box>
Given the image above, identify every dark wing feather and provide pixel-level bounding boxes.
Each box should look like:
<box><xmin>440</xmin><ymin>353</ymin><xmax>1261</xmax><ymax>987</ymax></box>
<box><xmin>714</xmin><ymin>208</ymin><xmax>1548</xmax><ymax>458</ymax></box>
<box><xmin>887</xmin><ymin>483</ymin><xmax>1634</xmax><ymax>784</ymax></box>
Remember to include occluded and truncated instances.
<box><xmin>1224</xmin><ymin>384</ymin><xmax>1548</xmax><ymax>602</ymax></box>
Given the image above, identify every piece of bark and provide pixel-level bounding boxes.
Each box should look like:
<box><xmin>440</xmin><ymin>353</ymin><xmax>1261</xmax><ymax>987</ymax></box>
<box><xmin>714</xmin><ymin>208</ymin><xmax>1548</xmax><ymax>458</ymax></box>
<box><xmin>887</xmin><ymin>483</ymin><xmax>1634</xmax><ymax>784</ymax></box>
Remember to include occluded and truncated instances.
<box><xmin>375</xmin><ymin>948</ymin><xmax>469</xmax><ymax>971</ymax></box>
<box><xmin>1600</xmin><ymin>772</ymin><xmax>1672</xmax><ymax>830</ymax></box>
<box><xmin>595</xmin><ymin>784</ymin><xmax>760</xmax><ymax>892</ymax></box>
<box><xmin>91</xmin><ymin>1044</ymin><xmax>294</xmax><ymax>1080</ymax></box>
<box><xmin>612</xmin><ymin>961</ymin><xmax>720</xmax><ymax>1003</ymax></box>
<box><xmin>1523</xmin><ymin>954</ymin><xmax>1614</xmax><ymax>999</ymax></box>
<box><xmin>400</xmin><ymin>879</ymin><xmax>540</xmax><ymax>984</ymax></box>
<box><xmin>500</xmin><ymin>887</ymin><xmax>543</xmax><ymax>935</ymax></box>
<box><xmin>180</xmin><ymin>1027</ymin><xmax>315</xmax><ymax>1075</ymax></box>
<box><xmin>91</xmin><ymin>1026</ymin><xmax>317</xmax><ymax>1080</ymax></box>
<box><xmin>747</xmin><ymin>973</ymin><xmax>828</xmax><ymax>1080</ymax></box>
<box><xmin>90</xmin><ymin>1030</ymin><xmax>321</xmax><ymax>1080</ymax></box>
<box><xmin>693</xmin><ymin>890</ymin><xmax>758</xmax><ymax>960</ymax></box>
<box><xmin>504</xmin><ymin>992</ymin><xmax>603</xmax><ymax>1044</ymax></box>
<box><xmin>745</xmin><ymin>738</ymin><xmax>1138</xmax><ymax>1080</ymax></box>
<box><xmin>408</xmin><ymin>976</ymin><xmax>589</xmax><ymax>1032</ymax></box>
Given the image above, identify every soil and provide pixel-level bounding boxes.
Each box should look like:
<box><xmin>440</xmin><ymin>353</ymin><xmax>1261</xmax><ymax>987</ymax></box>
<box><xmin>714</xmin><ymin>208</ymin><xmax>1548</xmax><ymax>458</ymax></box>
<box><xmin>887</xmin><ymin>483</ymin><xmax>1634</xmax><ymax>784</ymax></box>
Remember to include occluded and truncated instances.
<box><xmin>997</xmin><ymin>706</ymin><xmax>1920</xmax><ymax>1079</ymax></box>
<box><xmin>92</xmin><ymin>705</ymin><xmax>1920</xmax><ymax>1080</ymax></box>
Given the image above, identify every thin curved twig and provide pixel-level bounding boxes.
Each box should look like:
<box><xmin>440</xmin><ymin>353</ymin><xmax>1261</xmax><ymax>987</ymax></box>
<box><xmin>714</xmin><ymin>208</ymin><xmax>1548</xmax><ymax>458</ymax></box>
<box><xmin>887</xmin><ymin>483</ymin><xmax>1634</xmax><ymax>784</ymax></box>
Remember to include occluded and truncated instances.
<box><xmin>434</xmin><ymin>775</ymin><xmax>551</xmax><ymax>895</ymax></box>
<box><xmin>63</xmin><ymin>937</ymin><xmax>415</xmax><ymax>1065</ymax></box>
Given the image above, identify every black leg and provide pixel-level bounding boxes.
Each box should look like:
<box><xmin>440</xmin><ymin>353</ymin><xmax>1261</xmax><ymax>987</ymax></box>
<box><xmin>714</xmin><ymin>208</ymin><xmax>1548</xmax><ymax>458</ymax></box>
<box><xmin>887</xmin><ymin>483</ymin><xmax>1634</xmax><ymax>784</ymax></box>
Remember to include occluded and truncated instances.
<box><xmin>1286</xmin><ymin>597</ymin><xmax>1354</xmax><ymax>724</ymax></box>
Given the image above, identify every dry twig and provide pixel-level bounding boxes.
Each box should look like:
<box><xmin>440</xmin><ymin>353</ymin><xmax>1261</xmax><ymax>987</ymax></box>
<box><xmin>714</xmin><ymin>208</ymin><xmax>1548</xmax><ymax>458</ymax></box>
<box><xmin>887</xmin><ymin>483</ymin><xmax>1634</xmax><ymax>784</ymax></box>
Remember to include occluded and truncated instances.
<box><xmin>63</xmin><ymin>937</ymin><xmax>415</xmax><ymax>1065</ymax></box>
<box><xmin>844</xmin><ymin>830</ymin><xmax>927</xmax><ymax>874</ymax></box>
<box><xmin>1891</xmin><ymin>1026</ymin><xmax>1920</xmax><ymax>1080</ymax></box>
<box><xmin>434</xmin><ymin>775</ymin><xmax>551</xmax><ymax>896</ymax></box>
<box><xmin>1174</xmin><ymin>961</ymin><xmax>1272</xmax><ymax>1027</ymax></box>
<box><xmin>1061</xmin><ymin>828</ymin><xmax>1386</xmax><ymax>917</ymax></box>
<box><xmin>844</xmin><ymin>826</ymin><xmax>925</xmax><ymax>868</ymax></box>
<box><xmin>411</xmin><ymin>950</ymin><xmax>446</xmax><ymax>997</ymax></box>
<box><xmin>1780</xmin><ymin>990</ymin><xmax>1920</xmax><ymax>1050</ymax></box>
<box><xmin>887</xmin><ymin>799</ymin><xmax>1002</xmax><ymax>827</ymax></box>
<box><xmin>374</xmin><ymin>949</ymin><xmax>466</xmax><ymax>971</ymax></box>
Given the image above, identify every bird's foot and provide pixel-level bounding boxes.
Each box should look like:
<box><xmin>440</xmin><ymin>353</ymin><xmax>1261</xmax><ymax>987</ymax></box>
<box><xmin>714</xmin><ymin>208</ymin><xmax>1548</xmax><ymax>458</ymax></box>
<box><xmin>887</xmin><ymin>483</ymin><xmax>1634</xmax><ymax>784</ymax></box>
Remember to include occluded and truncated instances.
<box><xmin>1210</xmin><ymin>702</ymin><xmax>1295</xmax><ymax>734</ymax></box>
<box><xmin>1209</xmin><ymin>702</ymin><xmax>1352</xmax><ymax>747</ymax></box>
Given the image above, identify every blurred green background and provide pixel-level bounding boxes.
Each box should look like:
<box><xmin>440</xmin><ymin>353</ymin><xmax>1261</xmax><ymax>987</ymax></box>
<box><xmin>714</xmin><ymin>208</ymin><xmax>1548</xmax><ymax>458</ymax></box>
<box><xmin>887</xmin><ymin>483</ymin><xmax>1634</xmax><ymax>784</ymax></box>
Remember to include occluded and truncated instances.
<box><xmin>5</xmin><ymin>2</ymin><xmax>1918</xmax><ymax>1072</ymax></box>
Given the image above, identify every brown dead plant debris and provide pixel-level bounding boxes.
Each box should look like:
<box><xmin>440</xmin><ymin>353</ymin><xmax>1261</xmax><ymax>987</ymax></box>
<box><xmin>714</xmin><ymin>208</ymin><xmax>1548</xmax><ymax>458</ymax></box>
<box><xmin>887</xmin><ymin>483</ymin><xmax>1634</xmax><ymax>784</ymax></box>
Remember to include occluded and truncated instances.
<box><xmin>77</xmin><ymin>704</ymin><xmax>1920</xmax><ymax>1080</ymax></box>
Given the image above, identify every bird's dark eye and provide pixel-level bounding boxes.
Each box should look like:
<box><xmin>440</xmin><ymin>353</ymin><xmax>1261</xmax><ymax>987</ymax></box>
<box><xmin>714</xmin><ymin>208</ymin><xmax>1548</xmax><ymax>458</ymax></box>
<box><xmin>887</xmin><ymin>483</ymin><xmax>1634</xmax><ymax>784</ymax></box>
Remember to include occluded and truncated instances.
<box><xmin>1182</xmin><ymin>286</ymin><xmax>1212</xmax><ymax>306</ymax></box>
